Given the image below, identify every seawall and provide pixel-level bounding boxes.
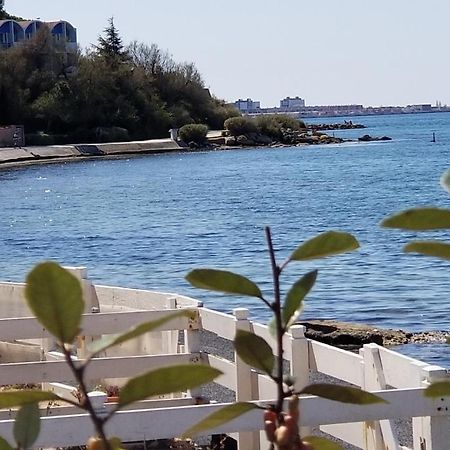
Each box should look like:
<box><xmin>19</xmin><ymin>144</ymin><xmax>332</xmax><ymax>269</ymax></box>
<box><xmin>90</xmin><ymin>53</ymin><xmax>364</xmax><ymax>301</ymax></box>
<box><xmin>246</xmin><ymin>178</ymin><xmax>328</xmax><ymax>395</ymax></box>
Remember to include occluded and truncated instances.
<box><xmin>0</xmin><ymin>138</ymin><xmax>185</xmax><ymax>169</ymax></box>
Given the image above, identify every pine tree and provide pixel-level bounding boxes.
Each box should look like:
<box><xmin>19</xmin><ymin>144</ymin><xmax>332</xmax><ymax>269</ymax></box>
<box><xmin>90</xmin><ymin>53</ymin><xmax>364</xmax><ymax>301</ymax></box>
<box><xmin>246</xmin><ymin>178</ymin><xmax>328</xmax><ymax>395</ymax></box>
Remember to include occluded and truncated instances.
<box><xmin>0</xmin><ymin>0</ymin><xmax>6</xmax><ymax>19</ymax></box>
<box><xmin>96</xmin><ymin>17</ymin><xmax>127</xmax><ymax>64</ymax></box>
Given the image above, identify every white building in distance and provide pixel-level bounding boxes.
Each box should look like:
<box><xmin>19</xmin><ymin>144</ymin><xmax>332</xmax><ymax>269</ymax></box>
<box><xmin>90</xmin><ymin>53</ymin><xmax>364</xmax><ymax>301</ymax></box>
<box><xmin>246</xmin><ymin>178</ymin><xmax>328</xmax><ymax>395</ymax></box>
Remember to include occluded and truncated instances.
<box><xmin>234</xmin><ymin>98</ymin><xmax>261</xmax><ymax>114</ymax></box>
<box><xmin>280</xmin><ymin>96</ymin><xmax>305</xmax><ymax>110</ymax></box>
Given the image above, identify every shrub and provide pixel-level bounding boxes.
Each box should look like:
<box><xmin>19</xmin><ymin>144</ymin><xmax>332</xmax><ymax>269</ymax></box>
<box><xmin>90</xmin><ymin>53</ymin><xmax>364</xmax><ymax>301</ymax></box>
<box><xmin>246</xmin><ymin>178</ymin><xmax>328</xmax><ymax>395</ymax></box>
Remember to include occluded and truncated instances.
<box><xmin>179</xmin><ymin>124</ymin><xmax>208</xmax><ymax>144</ymax></box>
<box><xmin>94</xmin><ymin>126</ymin><xmax>130</xmax><ymax>143</ymax></box>
<box><xmin>223</xmin><ymin>116</ymin><xmax>257</xmax><ymax>136</ymax></box>
<box><xmin>256</xmin><ymin>114</ymin><xmax>306</xmax><ymax>141</ymax></box>
<box><xmin>25</xmin><ymin>133</ymin><xmax>55</xmax><ymax>146</ymax></box>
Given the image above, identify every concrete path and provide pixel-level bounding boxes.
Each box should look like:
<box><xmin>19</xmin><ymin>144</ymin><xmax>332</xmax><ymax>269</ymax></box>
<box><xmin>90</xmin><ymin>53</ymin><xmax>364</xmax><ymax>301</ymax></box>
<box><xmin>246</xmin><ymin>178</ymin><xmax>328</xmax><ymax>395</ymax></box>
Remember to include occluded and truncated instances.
<box><xmin>0</xmin><ymin>138</ymin><xmax>185</xmax><ymax>169</ymax></box>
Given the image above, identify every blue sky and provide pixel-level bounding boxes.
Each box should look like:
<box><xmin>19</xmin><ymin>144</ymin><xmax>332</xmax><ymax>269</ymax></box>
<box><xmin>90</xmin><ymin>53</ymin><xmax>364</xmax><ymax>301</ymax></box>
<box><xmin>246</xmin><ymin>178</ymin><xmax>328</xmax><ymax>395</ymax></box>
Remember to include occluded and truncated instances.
<box><xmin>10</xmin><ymin>0</ymin><xmax>450</xmax><ymax>108</ymax></box>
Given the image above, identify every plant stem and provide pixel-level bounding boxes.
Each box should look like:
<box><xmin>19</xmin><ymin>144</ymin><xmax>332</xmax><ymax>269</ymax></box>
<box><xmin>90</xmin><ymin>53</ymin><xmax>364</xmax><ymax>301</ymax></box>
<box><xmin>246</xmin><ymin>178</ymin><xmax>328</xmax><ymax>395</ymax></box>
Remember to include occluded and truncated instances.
<box><xmin>265</xmin><ymin>226</ymin><xmax>285</xmax><ymax>416</ymax></box>
<box><xmin>63</xmin><ymin>346</ymin><xmax>112</xmax><ymax>450</ymax></box>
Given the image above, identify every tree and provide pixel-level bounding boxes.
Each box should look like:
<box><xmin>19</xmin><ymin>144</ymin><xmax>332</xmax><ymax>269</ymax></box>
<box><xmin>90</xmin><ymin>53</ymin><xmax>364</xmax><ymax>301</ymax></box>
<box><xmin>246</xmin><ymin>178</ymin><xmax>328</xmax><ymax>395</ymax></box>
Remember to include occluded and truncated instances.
<box><xmin>96</xmin><ymin>17</ymin><xmax>128</xmax><ymax>65</ymax></box>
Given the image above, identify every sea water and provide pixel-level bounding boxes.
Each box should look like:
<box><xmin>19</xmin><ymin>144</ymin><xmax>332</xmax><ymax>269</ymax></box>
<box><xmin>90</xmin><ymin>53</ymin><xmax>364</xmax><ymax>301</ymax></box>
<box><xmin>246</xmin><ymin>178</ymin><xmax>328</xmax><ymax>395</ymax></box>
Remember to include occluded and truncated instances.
<box><xmin>1</xmin><ymin>112</ymin><xmax>449</xmax><ymax>367</ymax></box>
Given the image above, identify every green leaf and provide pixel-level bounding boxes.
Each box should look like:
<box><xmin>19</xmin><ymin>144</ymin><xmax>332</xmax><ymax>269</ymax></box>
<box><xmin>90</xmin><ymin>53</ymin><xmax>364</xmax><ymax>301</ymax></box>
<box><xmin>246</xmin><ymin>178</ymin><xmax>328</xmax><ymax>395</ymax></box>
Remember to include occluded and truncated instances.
<box><xmin>290</xmin><ymin>231</ymin><xmax>359</xmax><ymax>261</ymax></box>
<box><xmin>186</xmin><ymin>269</ymin><xmax>262</xmax><ymax>298</ymax></box>
<box><xmin>234</xmin><ymin>330</ymin><xmax>274</xmax><ymax>375</ymax></box>
<box><xmin>182</xmin><ymin>402</ymin><xmax>258</xmax><ymax>438</ymax></box>
<box><xmin>0</xmin><ymin>391</ymin><xmax>60</xmax><ymax>408</ymax></box>
<box><xmin>0</xmin><ymin>437</ymin><xmax>13</xmax><ymax>450</ymax></box>
<box><xmin>404</xmin><ymin>241</ymin><xmax>450</xmax><ymax>260</ymax></box>
<box><xmin>440</xmin><ymin>169</ymin><xmax>450</xmax><ymax>194</ymax></box>
<box><xmin>300</xmin><ymin>384</ymin><xmax>387</xmax><ymax>404</ymax></box>
<box><xmin>268</xmin><ymin>317</ymin><xmax>277</xmax><ymax>338</ymax></box>
<box><xmin>382</xmin><ymin>208</ymin><xmax>450</xmax><ymax>230</ymax></box>
<box><xmin>425</xmin><ymin>381</ymin><xmax>450</xmax><ymax>397</ymax></box>
<box><xmin>303</xmin><ymin>436</ymin><xmax>343</xmax><ymax>450</ymax></box>
<box><xmin>14</xmin><ymin>403</ymin><xmax>40</xmax><ymax>449</ymax></box>
<box><xmin>283</xmin><ymin>270</ymin><xmax>317</xmax><ymax>329</ymax></box>
<box><xmin>25</xmin><ymin>262</ymin><xmax>84</xmax><ymax>344</ymax></box>
<box><xmin>118</xmin><ymin>365</ymin><xmax>221</xmax><ymax>408</ymax></box>
<box><xmin>89</xmin><ymin>310</ymin><xmax>194</xmax><ymax>355</ymax></box>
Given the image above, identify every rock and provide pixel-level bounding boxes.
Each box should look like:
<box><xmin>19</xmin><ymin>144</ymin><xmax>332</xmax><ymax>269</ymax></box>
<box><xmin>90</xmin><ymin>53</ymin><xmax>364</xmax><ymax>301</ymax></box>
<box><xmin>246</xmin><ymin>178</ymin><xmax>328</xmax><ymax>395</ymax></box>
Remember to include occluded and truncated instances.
<box><xmin>207</xmin><ymin>136</ymin><xmax>226</xmax><ymax>145</ymax></box>
<box><xmin>236</xmin><ymin>135</ymin><xmax>256</xmax><ymax>146</ymax></box>
<box><xmin>224</xmin><ymin>136</ymin><xmax>237</xmax><ymax>146</ymax></box>
<box><xmin>298</xmin><ymin>320</ymin><xmax>411</xmax><ymax>348</ymax></box>
<box><xmin>358</xmin><ymin>134</ymin><xmax>373</xmax><ymax>141</ymax></box>
<box><xmin>358</xmin><ymin>134</ymin><xmax>392</xmax><ymax>142</ymax></box>
<box><xmin>255</xmin><ymin>134</ymin><xmax>273</xmax><ymax>145</ymax></box>
<box><xmin>308</xmin><ymin>122</ymin><xmax>366</xmax><ymax>131</ymax></box>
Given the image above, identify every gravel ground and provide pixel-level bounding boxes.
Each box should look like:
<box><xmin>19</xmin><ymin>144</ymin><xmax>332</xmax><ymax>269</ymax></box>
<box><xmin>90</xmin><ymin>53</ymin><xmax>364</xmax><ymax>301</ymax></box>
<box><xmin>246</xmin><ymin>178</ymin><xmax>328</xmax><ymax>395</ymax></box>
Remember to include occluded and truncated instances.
<box><xmin>198</xmin><ymin>330</ymin><xmax>414</xmax><ymax>450</ymax></box>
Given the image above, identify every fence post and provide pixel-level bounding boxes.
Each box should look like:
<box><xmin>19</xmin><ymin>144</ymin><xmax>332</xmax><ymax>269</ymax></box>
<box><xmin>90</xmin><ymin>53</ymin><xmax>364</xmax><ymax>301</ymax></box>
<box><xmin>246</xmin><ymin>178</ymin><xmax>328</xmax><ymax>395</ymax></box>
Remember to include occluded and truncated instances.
<box><xmin>289</xmin><ymin>325</ymin><xmax>311</xmax><ymax>437</ymax></box>
<box><xmin>413</xmin><ymin>366</ymin><xmax>450</xmax><ymax>450</ymax></box>
<box><xmin>234</xmin><ymin>308</ymin><xmax>259</xmax><ymax>450</ymax></box>
<box><xmin>88</xmin><ymin>390</ymin><xmax>108</xmax><ymax>420</ymax></box>
<box><xmin>362</xmin><ymin>344</ymin><xmax>400</xmax><ymax>450</ymax></box>
<box><xmin>185</xmin><ymin>301</ymin><xmax>202</xmax><ymax>399</ymax></box>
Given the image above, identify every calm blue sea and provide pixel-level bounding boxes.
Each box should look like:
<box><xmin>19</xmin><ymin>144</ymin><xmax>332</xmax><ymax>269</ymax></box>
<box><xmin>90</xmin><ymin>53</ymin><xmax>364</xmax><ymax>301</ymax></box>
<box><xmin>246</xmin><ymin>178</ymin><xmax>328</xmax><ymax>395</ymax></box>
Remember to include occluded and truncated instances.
<box><xmin>1</xmin><ymin>112</ymin><xmax>449</xmax><ymax>367</ymax></box>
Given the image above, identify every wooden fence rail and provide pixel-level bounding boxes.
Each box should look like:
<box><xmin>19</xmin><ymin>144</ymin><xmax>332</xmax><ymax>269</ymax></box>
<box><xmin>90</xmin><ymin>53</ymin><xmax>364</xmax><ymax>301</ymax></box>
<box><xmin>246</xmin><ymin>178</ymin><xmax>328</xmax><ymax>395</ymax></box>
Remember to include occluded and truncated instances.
<box><xmin>0</xmin><ymin>267</ymin><xmax>448</xmax><ymax>450</ymax></box>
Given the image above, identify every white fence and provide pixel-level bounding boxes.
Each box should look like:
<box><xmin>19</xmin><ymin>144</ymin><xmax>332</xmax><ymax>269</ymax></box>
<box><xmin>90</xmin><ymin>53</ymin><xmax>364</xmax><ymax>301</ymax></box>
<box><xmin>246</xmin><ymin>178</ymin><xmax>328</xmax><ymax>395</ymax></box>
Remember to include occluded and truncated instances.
<box><xmin>0</xmin><ymin>268</ymin><xmax>448</xmax><ymax>450</ymax></box>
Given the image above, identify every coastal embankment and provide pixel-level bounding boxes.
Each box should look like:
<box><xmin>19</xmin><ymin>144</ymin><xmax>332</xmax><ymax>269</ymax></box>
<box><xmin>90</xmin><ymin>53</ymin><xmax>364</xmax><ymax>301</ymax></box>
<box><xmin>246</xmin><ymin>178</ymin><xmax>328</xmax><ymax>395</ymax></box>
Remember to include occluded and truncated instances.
<box><xmin>0</xmin><ymin>138</ymin><xmax>184</xmax><ymax>169</ymax></box>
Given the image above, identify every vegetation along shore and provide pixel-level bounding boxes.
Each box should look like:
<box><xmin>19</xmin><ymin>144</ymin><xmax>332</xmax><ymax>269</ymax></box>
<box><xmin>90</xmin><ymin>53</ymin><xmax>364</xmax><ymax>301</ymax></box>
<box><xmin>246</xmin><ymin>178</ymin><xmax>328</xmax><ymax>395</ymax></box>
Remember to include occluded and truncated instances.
<box><xmin>0</xmin><ymin>11</ymin><xmax>390</xmax><ymax>155</ymax></box>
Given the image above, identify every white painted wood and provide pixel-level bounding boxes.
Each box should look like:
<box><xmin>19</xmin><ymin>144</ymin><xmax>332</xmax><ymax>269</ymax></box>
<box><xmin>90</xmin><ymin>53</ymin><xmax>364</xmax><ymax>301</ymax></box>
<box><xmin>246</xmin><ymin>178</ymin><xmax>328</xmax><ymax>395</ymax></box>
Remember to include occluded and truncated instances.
<box><xmin>0</xmin><ymin>396</ymin><xmax>198</xmax><ymax>421</ymax></box>
<box><xmin>289</xmin><ymin>325</ymin><xmax>312</xmax><ymax>438</ymax></box>
<box><xmin>234</xmin><ymin>308</ymin><xmax>259</xmax><ymax>450</ymax></box>
<box><xmin>0</xmin><ymin>341</ymin><xmax>41</xmax><ymax>363</ymax></box>
<box><xmin>94</xmin><ymin>285</ymin><xmax>198</xmax><ymax>311</ymax></box>
<box><xmin>376</xmin><ymin>346</ymin><xmax>429</xmax><ymax>389</ymax></box>
<box><xmin>321</xmin><ymin>423</ymin><xmax>365</xmax><ymax>448</ymax></box>
<box><xmin>0</xmin><ymin>280</ymin><xmax>448</xmax><ymax>450</ymax></box>
<box><xmin>184</xmin><ymin>300</ymin><xmax>202</xmax><ymax>398</ymax></box>
<box><xmin>252</xmin><ymin>322</ymin><xmax>292</xmax><ymax>359</ymax></box>
<box><xmin>200</xmin><ymin>307</ymin><xmax>236</xmax><ymax>340</ymax></box>
<box><xmin>363</xmin><ymin>344</ymin><xmax>401</xmax><ymax>450</ymax></box>
<box><xmin>414</xmin><ymin>366</ymin><xmax>450</xmax><ymax>450</ymax></box>
<box><xmin>309</xmin><ymin>339</ymin><xmax>364</xmax><ymax>386</ymax></box>
<box><xmin>203</xmin><ymin>354</ymin><xmax>236</xmax><ymax>391</ymax></box>
<box><xmin>0</xmin><ymin>353</ymin><xmax>196</xmax><ymax>385</ymax></box>
<box><xmin>0</xmin><ymin>388</ymin><xmax>445</xmax><ymax>449</ymax></box>
<box><xmin>256</xmin><ymin>373</ymin><xmax>276</xmax><ymax>401</ymax></box>
<box><xmin>0</xmin><ymin>310</ymin><xmax>195</xmax><ymax>342</ymax></box>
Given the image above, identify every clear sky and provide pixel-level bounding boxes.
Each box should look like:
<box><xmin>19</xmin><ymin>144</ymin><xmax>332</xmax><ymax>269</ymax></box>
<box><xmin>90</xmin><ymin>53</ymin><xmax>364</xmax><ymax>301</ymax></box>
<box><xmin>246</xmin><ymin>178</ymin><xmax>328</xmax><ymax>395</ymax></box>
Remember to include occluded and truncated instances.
<box><xmin>9</xmin><ymin>0</ymin><xmax>450</xmax><ymax>108</ymax></box>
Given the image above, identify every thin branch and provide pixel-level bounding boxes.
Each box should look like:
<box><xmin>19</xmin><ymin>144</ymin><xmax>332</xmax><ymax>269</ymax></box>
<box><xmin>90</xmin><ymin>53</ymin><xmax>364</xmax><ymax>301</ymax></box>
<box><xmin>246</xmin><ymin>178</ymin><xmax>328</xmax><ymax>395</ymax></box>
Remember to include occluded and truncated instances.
<box><xmin>259</xmin><ymin>295</ymin><xmax>274</xmax><ymax>310</ymax></box>
<box><xmin>279</xmin><ymin>257</ymin><xmax>291</xmax><ymax>272</ymax></box>
<box><xmin>63</xmin><ymin>346</ymin><xmax>112</xmax><ymax>449</ymax></box>
<box><xmin>265</xmin><ymin>226</ymin><xmax>285</xmax><ymax>416</ymax></box>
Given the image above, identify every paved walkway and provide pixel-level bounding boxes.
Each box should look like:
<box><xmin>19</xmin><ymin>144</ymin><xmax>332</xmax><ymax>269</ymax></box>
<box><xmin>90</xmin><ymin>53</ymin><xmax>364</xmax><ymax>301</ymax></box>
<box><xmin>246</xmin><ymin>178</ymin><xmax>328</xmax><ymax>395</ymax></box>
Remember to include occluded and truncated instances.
<box><xmin>0</xmin><ymin>139</ymin><xmax>185</xmax><ymax>168</ymax></box>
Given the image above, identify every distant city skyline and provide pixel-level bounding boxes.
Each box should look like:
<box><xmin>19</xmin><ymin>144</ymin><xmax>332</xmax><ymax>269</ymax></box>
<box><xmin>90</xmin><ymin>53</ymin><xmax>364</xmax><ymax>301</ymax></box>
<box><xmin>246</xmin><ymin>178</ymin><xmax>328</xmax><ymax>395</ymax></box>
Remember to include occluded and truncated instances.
<box><xmin>9</xmin><ymin>0</ymin><xmax>450</xmax><ymax>107</ymax></box>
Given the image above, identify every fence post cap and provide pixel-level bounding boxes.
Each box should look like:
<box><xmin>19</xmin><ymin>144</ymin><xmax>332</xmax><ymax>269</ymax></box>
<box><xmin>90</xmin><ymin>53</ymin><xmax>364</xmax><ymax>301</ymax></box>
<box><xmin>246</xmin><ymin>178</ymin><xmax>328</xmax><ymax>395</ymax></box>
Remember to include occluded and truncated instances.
<box><xmin>233</xmin><ymin>308</ymin><xmax>250</xmax><ymax>320</ymax></box>
<box><xmin>290</xmin><ymin>325</ymin><xmax>305</xmax><ymax>338</ymax></box>
<box><xmin>422</xmin><ymin>365</ymin><xmax>448</xmax><ymax>381</ymax></box>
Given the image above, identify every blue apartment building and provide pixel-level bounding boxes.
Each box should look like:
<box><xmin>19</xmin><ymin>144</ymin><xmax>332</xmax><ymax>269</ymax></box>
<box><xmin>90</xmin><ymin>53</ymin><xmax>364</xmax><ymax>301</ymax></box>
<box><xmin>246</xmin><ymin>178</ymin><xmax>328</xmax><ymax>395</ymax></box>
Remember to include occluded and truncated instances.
<box><xmin>0</xmin><ymin>19</ymin><xmax>77</xmax><ymax>51</ymax></box>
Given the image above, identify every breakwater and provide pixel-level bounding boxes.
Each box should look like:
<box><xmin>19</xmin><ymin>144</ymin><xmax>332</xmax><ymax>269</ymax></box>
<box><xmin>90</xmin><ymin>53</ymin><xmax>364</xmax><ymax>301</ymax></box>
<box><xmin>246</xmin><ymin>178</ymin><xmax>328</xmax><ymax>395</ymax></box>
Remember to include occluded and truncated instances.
<box><xmin>0</xmin><ymin>139</ymin><xmax>183</xmax><ymax>168</ymax></box>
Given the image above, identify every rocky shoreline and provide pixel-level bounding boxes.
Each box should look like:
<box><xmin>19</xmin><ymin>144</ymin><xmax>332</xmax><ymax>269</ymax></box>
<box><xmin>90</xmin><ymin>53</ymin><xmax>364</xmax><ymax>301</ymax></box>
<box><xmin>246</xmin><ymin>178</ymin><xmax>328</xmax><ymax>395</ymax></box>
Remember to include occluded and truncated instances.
<box><xmin>205</xmin><ymin>124</ymin><xmax>391</xmax><ymax>149</ymax></box>
<box><xmin>0</xmin><ymin>125</ymin><xmax>393</xmax><ymax>170</ymax></box>
<box><xmin>298</xmin><ymin>319</ymin><xmax>448</xmax><ymax>348</ymax></box>
<box><xmin>308</xmin><ymin>122</ymin><xmax>366</xmax><ymax>132</ymax></box>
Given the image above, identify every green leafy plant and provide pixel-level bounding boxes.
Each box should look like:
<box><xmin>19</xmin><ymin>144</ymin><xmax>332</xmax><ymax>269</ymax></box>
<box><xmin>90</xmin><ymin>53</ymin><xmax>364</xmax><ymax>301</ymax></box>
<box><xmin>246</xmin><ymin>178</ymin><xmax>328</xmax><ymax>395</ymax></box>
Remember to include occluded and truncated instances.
<box><xmin>179</xmin><ymin>124</ymin><xmax>209</xmax><ymax>145</ymax></box>
<box><xmin>184</xmin><ymin>227</ymin><xmax>386</xmax><ymax>449</ymax></box>
<box><xmin>0</xmin><ymin>262</ymin><xmax>220</xmax><ymax>450</ymax></box>
<box><xmin>224</xmin><ymin>116</ymin><xmax>258</xmax><ymax>136</ymax></box>
<box><xmin>382</xmin><ymin>169</ymin><xmax>450</xmax><ymax>397</ymax></box>
<box><xmin>256</xmin><ymin>115</ymin><xmax>306</xmax><ymax>141</ymax></box>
